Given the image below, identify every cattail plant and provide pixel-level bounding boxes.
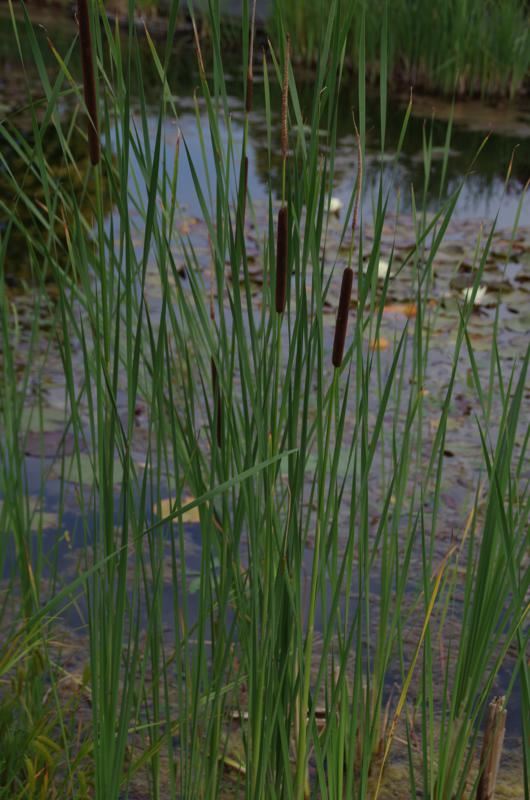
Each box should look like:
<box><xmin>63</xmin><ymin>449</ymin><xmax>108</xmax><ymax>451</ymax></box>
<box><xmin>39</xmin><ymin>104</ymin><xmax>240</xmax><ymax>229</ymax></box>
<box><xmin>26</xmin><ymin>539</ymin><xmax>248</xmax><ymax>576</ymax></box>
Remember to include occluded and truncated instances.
<box><xmin>275</xmin><ymin>204</ymin><xmax>288</xmax><ymax>313</ymax></box>
<box><xmin>246</xmin><ymin>0</ymin><xmax>257</xmax><ymax>114</ymax></box>
<box><xmin>239</xmin><ymin>0</ymin><xmax>257</xmax><ymax>232</ymax></box>
<box><xmin>245</xmin><ymin>69</ymin><xmax>254</xmax><ymax>114</ymax></box>
<box><xmin>280</xmin><ymin>35</ymin><xmax>290</xmax><ymax>163</ymax></box>
<box><xmin>77</xmin><ymin>0</ymin><xmax>99</xmax><ymax>166</ymax></box>
<box><xmin>332</xmin><ymin>267</ymin><xmax>354</xmax><ymax>367</ymax></box>
<box><xmin>242</xmin><ymin>154</ymin><xmax>249</xmax><ymax>225</ymax></box>
<box><xmin>210</xmin><ymin>356</ymin><xmax>222</xmax><ymax>448</ymax></box>
<box><xmin>331</xmin><ymin>124</ymin><xmax>362</xmax><ymax>367</ymax></box>
<box><xmin>210</xmin><ymin>290</ymin><xmax>222</xmax><ymax>448</ymax></box>
<box><xmin>275</xmin><ymin>35</ymin><xmax>290</xmax><ymax>314</ymax></box>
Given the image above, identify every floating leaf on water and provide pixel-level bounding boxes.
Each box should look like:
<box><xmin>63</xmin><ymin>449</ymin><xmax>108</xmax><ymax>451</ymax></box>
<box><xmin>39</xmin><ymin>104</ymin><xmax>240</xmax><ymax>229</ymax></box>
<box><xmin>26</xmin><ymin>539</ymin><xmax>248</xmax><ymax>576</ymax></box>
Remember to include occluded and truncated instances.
<box><xmin>370</xmin><ymin>337</ymin><xmax>390</xmax><ymax>351</ymax></box>
<box><xmin>155</xmin><ymin>496</ymin><xmax>200</xmax><ymax>525</ymax></box>
<box><xmin>484</xmin><ymin>279</ymin><xmax>514</xmax><ymax>294</ymax></box>
<box><xmin>438</xmin><ymin>241</ymin><xmax>467</xmax><ymax>258</ymax></box>
<box><xmin>20</xmin><ymin>406</ymin><xmax>67</xmax><ymax>432</ymax></box>
<box><xmin>49</xmin><ymin>454</ymin><xmax>124</xmax><ymax>487</ymax></box>
<box><xmin>450</xmin><ymin>273</ymin><xmax>475</xmax><ymax>291</ymax></box>
<box><xmin>490</xmin><ymin>241</ymin><xmax>526</xmax><ymax>258</ymax></box>
<box><xmin>454</xmin><ymin>393</ymin><xmax>473</xmax><ymax>417</ymax></box>
<box><xmin>178</xmin><ymin>216</ymin><xmax>200</xmax><ymax>236</ymax></box>
<box><xmin>31</xmin><ymin>511</ymin><xmax>60</xmax><ymax>532</ymax></box>
<box><xmin>23</xmin><ymin>430</ymin><xmax>76</xmax><ymax>458</ymax></box>
<box><xmin>383</xmin><ymin>302</ymin><xmax>418</xmax><ymax>318</ymax></box>
<box><xmin>467</xmin><ymin>332</ymin><xmax>494</xmax><ymax>351</ymax></box>
<box><xmin>505</xmin><ymin>313</ymin><xmax>530</xmax><ymax>333</ymax></box>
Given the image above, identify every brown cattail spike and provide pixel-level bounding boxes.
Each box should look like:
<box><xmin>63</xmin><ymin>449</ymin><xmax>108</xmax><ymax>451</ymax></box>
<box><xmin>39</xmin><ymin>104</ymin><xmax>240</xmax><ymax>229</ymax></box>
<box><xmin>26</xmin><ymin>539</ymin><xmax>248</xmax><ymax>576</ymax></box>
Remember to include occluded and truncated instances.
<box><xmin>211</xmin><ymin>357</ymin><xmax>222</xmax><ymax>448</ymax></box>
<box><xmin>78</xmin><ymin>0</ymin><xmax>99</xmax><ymax>166</ymax></box>
<box><xmin>280</xmin><ymin>35</ymin><xmax>290</xmax><ymax>162</ymax></box>
<box><xmin>332</xmin><ymin>267</ymin><xmax>353</xmax><ymax>368</ymax></box>
<box><xmin>275</xmin><ymin>205</ymin><xmax>288</xmax><ymax>313</ymax></box>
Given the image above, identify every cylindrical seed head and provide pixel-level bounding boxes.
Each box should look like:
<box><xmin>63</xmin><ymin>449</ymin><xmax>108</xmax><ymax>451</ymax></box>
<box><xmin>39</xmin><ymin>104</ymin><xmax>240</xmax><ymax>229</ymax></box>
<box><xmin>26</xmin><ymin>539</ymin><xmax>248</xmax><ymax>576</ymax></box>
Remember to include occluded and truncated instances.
<box><xmin>332</xmin><ymin>267</ymin><xmax>353</xmax><ymax>368</ymax></box>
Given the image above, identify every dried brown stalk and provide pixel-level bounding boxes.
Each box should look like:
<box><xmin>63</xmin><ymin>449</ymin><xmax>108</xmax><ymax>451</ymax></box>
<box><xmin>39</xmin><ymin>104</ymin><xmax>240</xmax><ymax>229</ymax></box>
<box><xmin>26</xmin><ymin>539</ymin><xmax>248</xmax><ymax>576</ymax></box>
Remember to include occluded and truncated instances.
<box><xmin>476</xmin><ymin>696</ymin><xmax>506</xmax><ymax>800</ymax></box>
<box><xmin>281</xmin><ymin>35</ymin><xmax>290</xmax><ymax>162</ymax></box>
<box><xmin>192</xmin><ymin>16</ymin><xmax>206</xmax><ymax>81</ymax></box>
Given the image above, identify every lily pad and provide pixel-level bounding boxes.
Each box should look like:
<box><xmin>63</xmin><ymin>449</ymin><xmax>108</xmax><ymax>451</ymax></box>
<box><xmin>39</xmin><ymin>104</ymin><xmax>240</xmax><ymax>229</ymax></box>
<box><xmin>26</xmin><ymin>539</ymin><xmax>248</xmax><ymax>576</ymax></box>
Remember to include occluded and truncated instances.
<box><xmin>154</xmin><ymin>496</ymin><xmax>201</xmax><ymax>525</ymax></box>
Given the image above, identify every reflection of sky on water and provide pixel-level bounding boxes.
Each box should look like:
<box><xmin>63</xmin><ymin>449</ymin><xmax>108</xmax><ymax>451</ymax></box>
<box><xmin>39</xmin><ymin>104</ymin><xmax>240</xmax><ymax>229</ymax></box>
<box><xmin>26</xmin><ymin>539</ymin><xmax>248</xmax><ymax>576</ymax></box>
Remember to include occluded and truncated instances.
<box><xmin>123</xmin><ymin>97</ymin><xmax>530</xmax><ymax>232</ymax></box>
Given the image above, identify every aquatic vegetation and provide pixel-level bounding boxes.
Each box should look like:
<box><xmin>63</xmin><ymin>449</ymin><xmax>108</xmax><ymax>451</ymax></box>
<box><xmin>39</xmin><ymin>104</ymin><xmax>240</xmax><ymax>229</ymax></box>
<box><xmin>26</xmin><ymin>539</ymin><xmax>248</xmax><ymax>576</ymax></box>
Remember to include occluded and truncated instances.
<box><xmin>0</xmin><ymin>1</ymin><xmax>528</xmax><ymax>799</ymax></box>
<box><xmin>272</xmin><ymin>0</ymin><xmax>530</xmax><ymax>97</ymax></box>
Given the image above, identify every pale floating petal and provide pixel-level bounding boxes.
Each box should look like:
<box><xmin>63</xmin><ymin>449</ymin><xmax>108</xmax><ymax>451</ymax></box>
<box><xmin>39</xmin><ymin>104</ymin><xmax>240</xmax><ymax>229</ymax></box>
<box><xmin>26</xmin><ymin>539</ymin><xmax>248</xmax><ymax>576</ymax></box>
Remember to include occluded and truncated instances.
<box><xmin>363</xmin><ymin>258</ymin><xmax>392</xmax><ymax>280</ymax></box>
<box><xmin>462</xmin><ymin>285</ymin><xmax>487</xmax><ymax>305</ymax></box>
<box><xmin>328</xmin><ymin>196</ymin><xmax>343</xmax><ymax>214</ymax></box>
<box><xmin>377</xmin><ymin>258</ymin><xmax>391</xmax><ymax>280</ymax></box>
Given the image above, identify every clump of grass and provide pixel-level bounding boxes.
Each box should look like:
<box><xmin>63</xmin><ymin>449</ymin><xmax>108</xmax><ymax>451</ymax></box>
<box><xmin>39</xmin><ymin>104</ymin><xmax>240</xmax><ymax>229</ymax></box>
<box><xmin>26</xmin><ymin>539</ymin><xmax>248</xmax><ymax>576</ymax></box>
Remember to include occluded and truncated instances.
<box><xmin>0</xmin><ymin>1</ymin><xmax>528</xmax><ymax>799</ymax></box>
<box><xmin>272</xmin><ymin>0</ymin><xmax>530</xmax><ymax>97</ymax></box>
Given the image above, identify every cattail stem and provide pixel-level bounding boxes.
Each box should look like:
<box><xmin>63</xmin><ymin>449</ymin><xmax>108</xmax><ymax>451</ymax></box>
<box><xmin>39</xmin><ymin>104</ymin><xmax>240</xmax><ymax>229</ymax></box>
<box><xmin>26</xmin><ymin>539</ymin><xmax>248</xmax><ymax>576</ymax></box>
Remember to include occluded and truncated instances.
<box><xmin>211</xmin><ymin>357</ymin><xmax>222</xmax><ymax>448</ymax></box>
<box><xmin>280</xmin><ymin>35</ymin><xmax>290</xmax><ymax>164</ymax></box>
<box><xmin>332</xmin><ymin>267</ymin><xmax>353</xmax><ymax>367</ymax></box>
<box><xmin>77</xmin><ymin>0</ymin><xmax>99</xmax><ymax>166</ymax></box>
<box><xmin>275</xmin><ymin>35</ymin><xmax>290</xmax><ymax>315</ymax></box>
<box><xmin>275</xmin><ymin>205</ymin><xmax>288</xmax><ymax>314</ymax></box>
<box><xmin>246</xmin><ymin>0</ymin><xmax>257</xmax><ymax>113</ymax></box>
<box><xmin>242</xmin><ymin>155</ymin><xmax>248</xmax><ymax>226</ymax></box>
<box><xmin>245</xmin><ymin>68</ymin><xmax>254</xmax><ymax>114</ymax></box>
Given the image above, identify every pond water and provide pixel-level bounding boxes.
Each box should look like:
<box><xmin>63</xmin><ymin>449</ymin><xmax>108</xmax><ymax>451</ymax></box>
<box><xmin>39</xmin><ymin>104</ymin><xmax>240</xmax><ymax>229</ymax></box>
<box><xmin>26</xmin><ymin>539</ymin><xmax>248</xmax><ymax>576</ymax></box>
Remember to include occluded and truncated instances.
<box><xmin>0</xmin><ymin>5</ymin><xmax>529</xmax><ymax>791</ymax></box>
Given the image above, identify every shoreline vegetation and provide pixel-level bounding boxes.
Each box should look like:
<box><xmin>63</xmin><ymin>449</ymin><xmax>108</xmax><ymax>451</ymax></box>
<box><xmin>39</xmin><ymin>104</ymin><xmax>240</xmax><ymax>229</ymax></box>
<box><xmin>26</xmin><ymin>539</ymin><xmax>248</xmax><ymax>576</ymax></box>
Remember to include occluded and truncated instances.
<box><xmin>3</xmin><ymin>0</ymin><xmax>530</xmax><ymax>99</ymax></box>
